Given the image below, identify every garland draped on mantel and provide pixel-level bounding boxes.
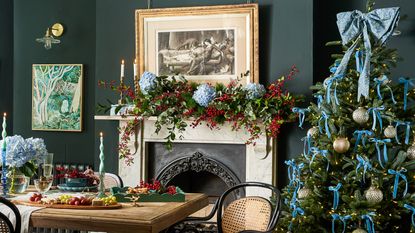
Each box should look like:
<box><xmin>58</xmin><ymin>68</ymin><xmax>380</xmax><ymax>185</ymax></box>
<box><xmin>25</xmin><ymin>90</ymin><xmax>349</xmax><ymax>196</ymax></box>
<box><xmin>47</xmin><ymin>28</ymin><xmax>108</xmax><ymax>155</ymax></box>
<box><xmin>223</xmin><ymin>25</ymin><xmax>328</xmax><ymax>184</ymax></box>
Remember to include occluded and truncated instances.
<box><xmin>98</xmin><ymin>66</ymin><xmax>301</xmax><ymax>165</ymax></box>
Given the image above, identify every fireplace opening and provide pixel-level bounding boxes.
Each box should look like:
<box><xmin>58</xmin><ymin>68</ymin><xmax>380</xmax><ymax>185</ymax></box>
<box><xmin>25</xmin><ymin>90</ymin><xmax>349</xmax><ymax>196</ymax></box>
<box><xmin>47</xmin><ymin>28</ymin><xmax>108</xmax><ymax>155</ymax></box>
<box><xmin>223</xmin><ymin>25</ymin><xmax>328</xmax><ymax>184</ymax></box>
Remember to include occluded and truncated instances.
<box><xmin>148</xmin><ymin>142</ymin><xmax>246</xmax><ymax>203</ymax></box>
<box><xmin>167</xmin><ymin>170</ymin><xmax>228</xmax><ymax>203</ymax></box>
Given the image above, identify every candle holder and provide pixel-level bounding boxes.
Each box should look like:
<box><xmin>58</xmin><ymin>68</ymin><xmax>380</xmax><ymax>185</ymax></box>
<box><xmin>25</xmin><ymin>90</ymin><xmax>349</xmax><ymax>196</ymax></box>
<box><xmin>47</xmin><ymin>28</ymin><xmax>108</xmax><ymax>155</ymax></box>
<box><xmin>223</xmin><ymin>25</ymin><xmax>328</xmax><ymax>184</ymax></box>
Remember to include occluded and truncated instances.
<box><xmin>1</xmin><ymin>150</ymin><xmax>8</xmax><ymax>197</ymax></box>
<box><xmin>118</xmin><ymin>78</ymin><xmax>126</xmax><ymax>105</ymax></box>
<box><xmin>134</xmin><ymin>75</ymin><xmax>140</xmax><ymax>97</ymax></box>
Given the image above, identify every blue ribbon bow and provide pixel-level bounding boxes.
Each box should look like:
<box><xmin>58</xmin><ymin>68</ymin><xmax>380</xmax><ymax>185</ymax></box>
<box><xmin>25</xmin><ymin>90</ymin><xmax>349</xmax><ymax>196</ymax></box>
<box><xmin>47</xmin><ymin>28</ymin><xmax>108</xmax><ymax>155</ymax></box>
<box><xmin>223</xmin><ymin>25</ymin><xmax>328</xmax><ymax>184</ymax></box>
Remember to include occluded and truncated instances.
<box><xmin>369</xmin><ymin>138</ymin><xmax>391</xmax><ymax>168</ymax></box>
<box><xmin>310</xmin><ymin>147</ymin><xmax>330</xmax><ymax>171</ymax></box>
<box><xmin>335</xmin><ymin>7</ymin><xmax>400</xmax><ymax>101</ymax></box>
<box><xmin>374</xmin><ymin>75</ymin><xmax>397</xmax><ymax>104</ymax></box>
<box><xmin>356</xmin><ymin>155</ymin><xmax>372</xmax><ymax>182</ymax></box>
<box><xmin>325</xmin><ymin>75</ymin><xmax>344</xmax><ymax>105</ymax></box>
<box><xmin>331</xmin><ymin>214</ymin><xmax>351</xmax><ymax>233</ymax></box>
<box><xmin>361</xmin><ymin>212</ymin><xmax>376</xmax><ymax>233</ymax></box>
<box><xmin>367</xmin><ymin>106</ymin><xmax>385</xmax><ymax>131</ymax></box>
<box><xmin>289</xmin><ymin>202</ymin><xmax>305</xmax><ymax>231</ymax></box>
<box><xmin>388</xmin><ymin>168</ymin><xmax>408</xmax><ymax>199</ymax></box>
<box><xmin>328</xmin><ymin>183</ymin><xmax>342</xmax><ymax>210</ymax></box>
<box><xmin>319</xmin><ymin>111</ymin><xmax>331</xmax><ymax>138</ymax></box>
<box><xmin>395</xmin><ymin>121</ymin><xmax>412</xmax><ymax>145</ymax></box>
<box><xmin>399</xmin><ymin>77</ymin><xmax>415</xmax><ymax>111</ymax></box>
<box><xmin>404</xmin><ymin>204</ymin><xmax>415</xmax><ymax>227</ymax></box>
<box><xmin>292</xmin><ymin>107</ymin><xmax>310</xmax><ymax>129</ymax></box>
<box><xmin>353</xmin><ymin>130</ymin><xmax>374</xmax><ymax>151</ymax></box>
<box><xmin>285</xmin><ymin>160</ymin><xmax>304</xmax><ymax>189</ymax></box>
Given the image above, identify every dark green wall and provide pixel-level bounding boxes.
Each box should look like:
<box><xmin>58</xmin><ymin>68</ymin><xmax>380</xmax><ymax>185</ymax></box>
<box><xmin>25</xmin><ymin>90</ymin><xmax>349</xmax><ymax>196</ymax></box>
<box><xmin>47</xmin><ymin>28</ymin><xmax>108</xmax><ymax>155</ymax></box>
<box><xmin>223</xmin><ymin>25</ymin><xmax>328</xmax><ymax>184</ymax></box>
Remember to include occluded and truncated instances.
<box><xmin>95</xmin><ymin>0</ymin><xmax>314</xmax><ymax>185</ymax></box>
<box><xmin>13</xmin><ymin>0</ymin><xmax>96</xmax><ymax>166</ymax></box>
<box><xmin>0</xmin><ymin>0</ymin><xmax>13</xmax><ymax>133</ymax></box>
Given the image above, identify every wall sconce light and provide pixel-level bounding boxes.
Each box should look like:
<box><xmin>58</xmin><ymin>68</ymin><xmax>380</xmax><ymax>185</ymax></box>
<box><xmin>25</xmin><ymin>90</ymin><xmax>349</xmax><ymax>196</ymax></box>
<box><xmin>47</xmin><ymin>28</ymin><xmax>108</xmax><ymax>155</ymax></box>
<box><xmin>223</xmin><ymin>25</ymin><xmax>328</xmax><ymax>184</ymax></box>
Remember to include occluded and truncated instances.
<box><xmin>36</xmin><ymin>23</ymin><xmax>64</xmax><ymax>50</ymax></box>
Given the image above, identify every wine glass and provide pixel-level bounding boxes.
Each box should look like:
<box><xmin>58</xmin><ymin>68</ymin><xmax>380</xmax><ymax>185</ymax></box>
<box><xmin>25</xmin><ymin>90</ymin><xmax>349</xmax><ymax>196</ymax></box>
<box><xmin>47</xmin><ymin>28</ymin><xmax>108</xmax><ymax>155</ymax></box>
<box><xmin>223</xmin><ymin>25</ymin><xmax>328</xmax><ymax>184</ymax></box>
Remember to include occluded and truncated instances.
<box><xmin>34</xmin><ymin>177</ymin><xmax>53</xmax><ymax>196</ymax></box>
<box><xmin>42</xmin><ymin>153</ymin><xmax>54</xmax><ymax>179</ymax></box>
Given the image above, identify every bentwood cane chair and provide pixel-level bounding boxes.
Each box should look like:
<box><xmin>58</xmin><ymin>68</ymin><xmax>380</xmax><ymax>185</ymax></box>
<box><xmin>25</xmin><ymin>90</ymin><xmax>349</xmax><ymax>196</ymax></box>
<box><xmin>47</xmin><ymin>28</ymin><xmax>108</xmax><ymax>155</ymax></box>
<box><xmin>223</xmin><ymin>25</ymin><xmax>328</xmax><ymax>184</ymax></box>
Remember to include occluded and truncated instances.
<box><xmin>0</xmin><ymin>197</ymin><xmax>21</xmax><ymax>233</ymax></box>
<box><xmin>173</xmin><ymin>182</ymin><xmax>282</xmax><ymax>233</ymax></box>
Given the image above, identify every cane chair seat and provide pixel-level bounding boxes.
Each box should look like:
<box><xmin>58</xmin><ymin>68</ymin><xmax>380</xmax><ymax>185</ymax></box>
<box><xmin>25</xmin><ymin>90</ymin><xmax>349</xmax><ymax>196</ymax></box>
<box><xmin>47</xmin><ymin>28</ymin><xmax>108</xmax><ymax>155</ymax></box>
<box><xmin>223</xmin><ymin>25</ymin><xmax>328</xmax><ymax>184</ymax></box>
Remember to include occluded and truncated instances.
<box><xmin>221</xmin><ymin>197</ymin><xmax>272</xmax><ymax>233</ymax></box>
<box><xmin>0</xmin><ymin>217</ymin><xmax>12</xmax><ymax>233</ymax></box>
<box><xmin>0</xmin><ymin>197</ymin><xmax>21</xmax><ymax>233</ymax></box>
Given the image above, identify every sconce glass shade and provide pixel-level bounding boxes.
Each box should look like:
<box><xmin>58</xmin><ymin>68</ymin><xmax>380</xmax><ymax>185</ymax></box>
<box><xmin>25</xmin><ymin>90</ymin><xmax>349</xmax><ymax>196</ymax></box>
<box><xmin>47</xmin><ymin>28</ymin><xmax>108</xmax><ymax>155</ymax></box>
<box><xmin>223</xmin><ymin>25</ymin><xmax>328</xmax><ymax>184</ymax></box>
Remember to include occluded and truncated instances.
<box><xmin>36</xmin><ymin>28</ymin><xmax>61</xmax><ymax>50</ymax></box>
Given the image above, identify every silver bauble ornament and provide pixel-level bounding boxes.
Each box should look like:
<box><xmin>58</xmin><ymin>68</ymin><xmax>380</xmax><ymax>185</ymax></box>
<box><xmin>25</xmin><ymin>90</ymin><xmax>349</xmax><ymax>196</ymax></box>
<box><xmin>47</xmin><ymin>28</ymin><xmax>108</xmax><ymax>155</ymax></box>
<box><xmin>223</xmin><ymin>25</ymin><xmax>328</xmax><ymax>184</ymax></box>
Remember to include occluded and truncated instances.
<box><xmin>307</xmin><ymin>126</ymin><xmax>319</xmax><ymax>138</ymax></box>
<box><xmin>407</xmin><ymin>143</ymin><xmax>415</xmax><ymax>160</ymax></box>
<box><xmin>297</xmin><ymin>187</ymin><xmax>312</xmax><ymax>199</ymax></box>
<box><xmin>384</xmin><ymin>125</ymin><xmax>397</xmax><ymax>138</ymax></box>
<box><xmin>364</xmin><ymin>186</ymin><xmax>383</xmax><ymax>205</ymax></box>
<box><xmin>352</xmin><ymin>107</ymin><xmax>369</xmax><ymax>125</ymax></box>
<box><xmin>333</xmin><ymin>137</ymin><xmax>350</xmax><ymax>154</ymax></box>
<box><xmin>352</xmin><ymin>229</ymin><xmax>367</xmax><ymax>233</ymax></box>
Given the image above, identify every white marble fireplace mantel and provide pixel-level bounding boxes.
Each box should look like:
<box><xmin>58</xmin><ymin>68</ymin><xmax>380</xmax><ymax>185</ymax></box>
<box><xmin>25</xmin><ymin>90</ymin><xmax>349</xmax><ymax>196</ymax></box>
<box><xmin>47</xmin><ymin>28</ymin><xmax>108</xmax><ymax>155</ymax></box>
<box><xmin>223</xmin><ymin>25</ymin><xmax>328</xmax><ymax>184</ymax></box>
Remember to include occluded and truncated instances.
<box><xmin>95</xmin><ymin>115</ymin><xmax>278</xmax><ymax>197</ymax></box>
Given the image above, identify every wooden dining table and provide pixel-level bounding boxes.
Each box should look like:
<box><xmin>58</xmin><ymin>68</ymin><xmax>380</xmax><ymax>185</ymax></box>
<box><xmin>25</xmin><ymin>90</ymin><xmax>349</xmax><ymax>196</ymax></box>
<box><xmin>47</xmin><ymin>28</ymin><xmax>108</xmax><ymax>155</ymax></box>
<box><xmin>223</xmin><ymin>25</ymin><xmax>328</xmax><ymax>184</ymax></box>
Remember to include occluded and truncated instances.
<box><xmin>19</xmin><ymin>193</ymin><xmax>208</xmax><ymax>233</ymax></box>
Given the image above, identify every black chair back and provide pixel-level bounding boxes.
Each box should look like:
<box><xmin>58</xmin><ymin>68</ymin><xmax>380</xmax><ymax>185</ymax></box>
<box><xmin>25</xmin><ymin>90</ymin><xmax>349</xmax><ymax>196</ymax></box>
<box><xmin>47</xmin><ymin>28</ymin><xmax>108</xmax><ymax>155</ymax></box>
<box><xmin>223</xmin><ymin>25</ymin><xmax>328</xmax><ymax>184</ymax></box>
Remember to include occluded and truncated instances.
<box><xmin>216</xmin><ymin>182</ymin><xmax>282</xmax><ymax>233</ymax></box>
<box><xmin>0</xmin><ymin>197</ymin><xmax>21</xmax><ymax>233</ymax></box>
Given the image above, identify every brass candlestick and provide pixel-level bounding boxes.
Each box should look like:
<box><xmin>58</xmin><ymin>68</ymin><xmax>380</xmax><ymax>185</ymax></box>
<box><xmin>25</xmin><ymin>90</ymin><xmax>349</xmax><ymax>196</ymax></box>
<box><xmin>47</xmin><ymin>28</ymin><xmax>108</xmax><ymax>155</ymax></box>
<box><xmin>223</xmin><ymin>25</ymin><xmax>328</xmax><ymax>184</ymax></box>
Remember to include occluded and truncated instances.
<box><xmin>134</xmin><ymin>75</ymin><xmax>140</xmax><ymax>97</ymax></box>
<box><xmin>118</xmin><ymin>78</ymin><xmax>126</xmax><ymax>105</ymax></box>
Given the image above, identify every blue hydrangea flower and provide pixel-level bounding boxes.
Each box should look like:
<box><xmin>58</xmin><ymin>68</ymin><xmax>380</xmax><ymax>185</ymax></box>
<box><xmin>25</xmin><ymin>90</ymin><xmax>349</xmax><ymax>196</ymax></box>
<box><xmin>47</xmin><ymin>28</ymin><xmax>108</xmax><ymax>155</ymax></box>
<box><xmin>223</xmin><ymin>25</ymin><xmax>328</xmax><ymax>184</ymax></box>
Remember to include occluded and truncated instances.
<box><xmin>0</xmin><ymin>135</ymin><xmax>48</xmax><ymax>168</ymax></box>
<box><xmin>139</xmin><ymin>71</ymin><xmax>157</xmax><ymax>95</ymax></box>
<box><xmin>245</xmin><ymin>83</ymin><xmax>266</xmax><ymax>100</ymax></box>
<box><xmin>192</xmin><ymin>84</ymin><xmax>216</xmax><ymax>107</ymax></box>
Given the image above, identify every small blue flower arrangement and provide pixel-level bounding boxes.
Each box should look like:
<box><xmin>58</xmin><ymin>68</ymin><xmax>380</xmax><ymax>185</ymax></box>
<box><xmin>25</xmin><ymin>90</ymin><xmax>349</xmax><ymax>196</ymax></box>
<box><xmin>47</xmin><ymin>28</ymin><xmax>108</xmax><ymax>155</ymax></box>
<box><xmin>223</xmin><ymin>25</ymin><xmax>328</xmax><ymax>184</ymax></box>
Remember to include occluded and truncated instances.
<box><xmin>245</xmin><ymin>83</ymin><xmax>266</xmax><ymax>100</ymax></box>
<box><xmin>0</xmin><ymin>135</ymin><xmax>48</xmax><ymax>176</ymax></box>
<box><xmin>192</xmin><ymin>84</ymin><xmax>216</xmax><ymax>107</ymax></box>
<box><xmin>139</xmin><ymin>71</ymin><xmax>157</xmax><ymax>95</ymax></box>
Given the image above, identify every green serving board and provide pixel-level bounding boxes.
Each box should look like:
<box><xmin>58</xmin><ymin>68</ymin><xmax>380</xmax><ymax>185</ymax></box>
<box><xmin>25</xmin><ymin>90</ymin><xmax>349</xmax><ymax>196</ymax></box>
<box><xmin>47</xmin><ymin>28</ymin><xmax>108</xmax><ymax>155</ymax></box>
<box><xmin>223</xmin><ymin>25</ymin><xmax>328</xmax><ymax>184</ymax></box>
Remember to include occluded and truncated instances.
<box><xmin>110</xmin><ymin>186</ymin><xmax>186</xmax><ymax>202</ymax></box>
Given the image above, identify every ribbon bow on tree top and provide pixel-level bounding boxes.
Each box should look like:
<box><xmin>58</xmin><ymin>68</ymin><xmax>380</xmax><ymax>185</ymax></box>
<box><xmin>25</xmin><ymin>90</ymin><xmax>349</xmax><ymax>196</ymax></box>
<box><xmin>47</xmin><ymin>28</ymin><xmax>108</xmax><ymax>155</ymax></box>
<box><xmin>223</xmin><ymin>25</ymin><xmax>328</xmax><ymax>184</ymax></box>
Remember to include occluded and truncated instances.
<box><xmin>335</xmin><ymin>7</ymin><xmax>400</xmax><ymax>101</ymax></box>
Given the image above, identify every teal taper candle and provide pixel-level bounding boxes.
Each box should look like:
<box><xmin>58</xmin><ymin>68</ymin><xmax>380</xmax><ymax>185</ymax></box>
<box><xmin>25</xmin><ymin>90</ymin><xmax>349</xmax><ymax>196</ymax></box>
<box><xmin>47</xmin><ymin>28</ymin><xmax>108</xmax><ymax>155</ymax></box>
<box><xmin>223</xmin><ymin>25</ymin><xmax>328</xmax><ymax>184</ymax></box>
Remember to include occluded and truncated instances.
<box><xmin>98</xmin><ymin>132</ymin><xmax>106</xmax><ymax>198</ymax></box>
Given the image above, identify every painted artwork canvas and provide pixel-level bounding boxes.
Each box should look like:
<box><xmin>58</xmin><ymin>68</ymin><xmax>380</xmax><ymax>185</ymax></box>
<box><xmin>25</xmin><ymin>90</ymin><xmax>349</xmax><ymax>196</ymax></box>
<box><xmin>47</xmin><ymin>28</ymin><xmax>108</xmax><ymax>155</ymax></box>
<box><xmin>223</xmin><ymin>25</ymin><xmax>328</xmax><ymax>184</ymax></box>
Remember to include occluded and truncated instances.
<box><xmin>157</xmin><ymin>29</ymin><xmax>235</xmax><ymax>76</ymax></box>
<box><xmin>32</xmin><ymin>64</ymin><xmax>83</xmax><ymax>132</ymax></box>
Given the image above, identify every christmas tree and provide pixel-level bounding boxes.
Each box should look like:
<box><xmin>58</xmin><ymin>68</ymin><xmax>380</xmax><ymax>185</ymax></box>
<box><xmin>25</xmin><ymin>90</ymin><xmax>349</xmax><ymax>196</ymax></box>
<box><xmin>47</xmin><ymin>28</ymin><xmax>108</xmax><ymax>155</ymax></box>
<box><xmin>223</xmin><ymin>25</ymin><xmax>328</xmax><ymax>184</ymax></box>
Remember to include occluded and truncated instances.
<box><xmin>277</xmin><ymin>1</ymin><xmax>415</xmax><ymax>232</ymax></box>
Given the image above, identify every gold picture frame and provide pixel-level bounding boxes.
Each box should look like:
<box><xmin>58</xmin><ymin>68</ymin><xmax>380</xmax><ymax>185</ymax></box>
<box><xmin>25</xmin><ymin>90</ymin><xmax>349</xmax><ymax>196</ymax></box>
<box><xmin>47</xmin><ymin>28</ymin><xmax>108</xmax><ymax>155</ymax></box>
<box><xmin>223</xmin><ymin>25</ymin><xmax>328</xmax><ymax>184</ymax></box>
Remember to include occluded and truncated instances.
<box><xmin>32</xmin><ymin>64</ymin><xmax>83</xmax><ymax>132</ymax></box>
<box><xmin>136</xmin><ymin>3</ymin><xmax>259</xmax><ymax>85</ymax></box>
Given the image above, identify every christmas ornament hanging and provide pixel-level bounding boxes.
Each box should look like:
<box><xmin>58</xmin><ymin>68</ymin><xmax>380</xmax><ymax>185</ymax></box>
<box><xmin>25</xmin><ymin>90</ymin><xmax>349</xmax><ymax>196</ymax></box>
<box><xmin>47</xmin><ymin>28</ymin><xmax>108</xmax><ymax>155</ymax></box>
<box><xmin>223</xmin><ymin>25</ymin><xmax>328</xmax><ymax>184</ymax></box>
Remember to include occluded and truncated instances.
<box><xmin>407</xmin><ymin>143</ymin><xmax>415</xmax><ymax>160</ymax></box>
<box><xmin>352</xmin><ymin>229</ymin><xmax>367</xmax><ymax>233</ymax></box>
<box><xmin>333</xmin><ymin>137</ymin><xmax>350</xmax><ymax>153</ymax></box>
<box><xmin>307</xmin><ymin>126</ymin><xmax>319</xmax><ymax>138</ymax></box>
<box><xmin>297</xmin><ymin>187</ymin><xmax>312</xmax><ymax>200</ymax></box>
<box><xmin>384</xmin><ymin>125</ymin><xmax>397</xmax><ymax>138</ymax></box>
<box><xmin>365</xmin><ymin>186</ymin><xmax>383</xmax><ymax>205</ymax></box>
<box><xmin>352</xmin><ymin>107</ymin><xmax>369</xmax><ymax>125</ymax></box>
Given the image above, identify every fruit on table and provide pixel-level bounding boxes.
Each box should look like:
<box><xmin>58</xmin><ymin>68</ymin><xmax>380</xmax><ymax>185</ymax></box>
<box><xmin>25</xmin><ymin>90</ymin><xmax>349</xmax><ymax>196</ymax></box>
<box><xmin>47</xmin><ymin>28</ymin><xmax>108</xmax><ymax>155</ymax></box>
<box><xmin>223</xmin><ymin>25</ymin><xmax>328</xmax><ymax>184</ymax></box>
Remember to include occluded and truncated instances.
<box><xmin>29</xmin><ymin>193</ymin><xmax>43</xmax><ymax>202</ymax></box>
<box><xmin>100</xmin><ymin>196</ymin><xmax>117</xmax><ymax>206</ymax></box>
<box><xmin>57</xmin><ymin>194</ymin><xmax>73</xmax><ymax>204</ymax></box>
<box><xmin>127</xmin><ymin>187</ymin><xmax>149</xmax><ymax>194</ymax></box>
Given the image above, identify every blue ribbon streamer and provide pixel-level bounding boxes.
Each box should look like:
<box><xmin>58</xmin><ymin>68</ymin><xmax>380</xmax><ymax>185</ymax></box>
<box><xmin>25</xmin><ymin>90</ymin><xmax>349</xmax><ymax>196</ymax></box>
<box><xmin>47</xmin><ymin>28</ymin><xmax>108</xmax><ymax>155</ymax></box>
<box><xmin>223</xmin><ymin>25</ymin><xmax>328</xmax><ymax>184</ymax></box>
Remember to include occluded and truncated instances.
<box><xmin>319</xmin><ymin>111</ymin><xmax>331</xmax><ymax>138</ymax></box>
<box><xmin>356</xmin><ymin>155</ymin><xmax>372</xmax><ymax>182</ymax></box>
<box><xmin>355</xmin><ymin>50</ymin><xmax>364</xmax><ymax>73</ymax></box>
<box><xmin>292</xmin><ymin>107</ymin><xmax>310</xmax><ymax>129</ymax></box>
<box><xmin>310</xmin><ymin>147</ymin><xmax>330</xmax><ymax>171</ymax></box>
<box><xmin>395</xmin><ymin>121</ymin><xmax>412</xmax><ymax>145</ymax></box>
<box><xmin>367</xmin><ymin>106</ymin><xmax>384</xmax><ymax>131</ymax></box>
<box><xmin>369</xmin><ymin>138</ymin><xmax>391</xmax><ymax>168</ymax></box>
<box><xmin>325</xmin><ymin>75</ymin><xmax>344</xmax><ymax>105</ymax></box>
<box><xmin>335</xmin><ymin>8</ymin><xmax>400</xmax><ymax>101</ymax></box>
<box><xmin>374</xmin><ymin>75</ymin><xmax>397</xmax><ymax>104</ymax></box>
<box><xmin>362</xmin><ymin>212</ymin><xmax>376</xmax><ymax>233</ymax></box>
<box><xmin>301</xmin><ymin>135</ymin><xmax>312</xmax><ymax>159</ymax></box>
<box><xmin>328</xmin><ymin>183</ymin><xmax>342</xmax><ymax>210</ymax></box>
<box><xmin>404</xmin><ymin>204</ymin><xmax>415</xmax><ymax>227</ymax></box>
<box><xmin>353</xmin><ymin>130</ymin><xmax>374</xmax><ymax>151</ymax></box>
<box><xmin>285</xmin><ymin>160</ymin><xmax>304</xmax><ymax>189</ymax></box>
<box><xmin>399</xmin><ymin>77</ymin><xmax>415</xmax><ymax>111</ymax></box>
<box><xmin>388</xmin><ymin>168</ymin><xmax>408</xmax><ymax>199</ymax></box>
<box><xmin>315</xmin><ymin>94</ymin><xmax>324</xmax><ymax>108</ymax></box>
<box><xmin>331</xmin><ymin>214</ymin><xmax>351</xmax><ymax>233</ymax></box>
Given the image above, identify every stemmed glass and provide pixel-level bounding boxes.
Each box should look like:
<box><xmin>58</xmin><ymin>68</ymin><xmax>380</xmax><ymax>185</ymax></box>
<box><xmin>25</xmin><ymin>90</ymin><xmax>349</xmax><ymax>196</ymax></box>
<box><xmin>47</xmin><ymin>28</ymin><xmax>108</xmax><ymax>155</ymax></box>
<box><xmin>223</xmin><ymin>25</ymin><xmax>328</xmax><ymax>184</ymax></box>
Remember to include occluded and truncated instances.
<box><xmin>34</xmin><ymin>177</ymin><xmax>53</xmax><ymax>196</ymax></box>
<box><xmin>42</xmin><ymin>153</ymin><xmax>54</xmax><ymax>179</ymax></box>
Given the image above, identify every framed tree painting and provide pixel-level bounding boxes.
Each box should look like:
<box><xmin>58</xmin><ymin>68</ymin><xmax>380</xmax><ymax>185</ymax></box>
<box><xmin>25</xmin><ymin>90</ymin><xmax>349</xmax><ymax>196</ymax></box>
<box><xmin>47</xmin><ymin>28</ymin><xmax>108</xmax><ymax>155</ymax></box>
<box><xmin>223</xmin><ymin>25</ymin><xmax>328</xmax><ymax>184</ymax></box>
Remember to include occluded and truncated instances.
<box><xmin>136</xmin><ymin>4</ymin><xmax>259</xmax><ymax>85</ymax></box>
<box><xmin>32</xmin><ymin>64</ymin><xmax>83</xmax><ymax>132</ymax></box>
